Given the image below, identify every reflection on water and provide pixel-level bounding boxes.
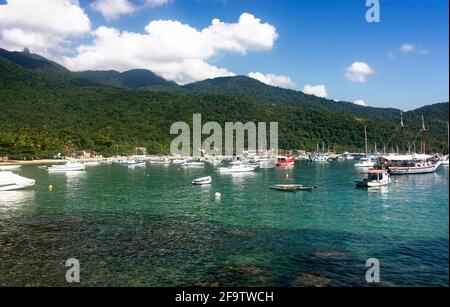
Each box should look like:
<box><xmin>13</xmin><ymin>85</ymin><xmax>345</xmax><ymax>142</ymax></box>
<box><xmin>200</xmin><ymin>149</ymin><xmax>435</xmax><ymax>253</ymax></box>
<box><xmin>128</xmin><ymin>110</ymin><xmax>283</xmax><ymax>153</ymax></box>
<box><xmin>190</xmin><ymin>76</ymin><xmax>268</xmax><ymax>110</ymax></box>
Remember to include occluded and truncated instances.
<box><xmin>0</xmin><ymin>190</ymin><xmax>35</xmax><ymax>213</ymax></box>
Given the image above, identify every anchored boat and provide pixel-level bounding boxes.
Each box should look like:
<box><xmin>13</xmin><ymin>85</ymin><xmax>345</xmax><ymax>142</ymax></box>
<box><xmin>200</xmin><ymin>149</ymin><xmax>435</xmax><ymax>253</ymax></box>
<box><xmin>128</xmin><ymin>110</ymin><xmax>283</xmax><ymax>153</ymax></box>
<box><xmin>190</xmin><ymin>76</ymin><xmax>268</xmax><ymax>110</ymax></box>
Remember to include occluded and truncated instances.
<box><xmin>192</xmin><ymin>176</ymin><xmax>212</xmax><ymax>185</ymax></box>
<box><xmin>354</xmin><ymin>157</ymin><xmax>376</xmax><ymax>168</ymax></box>
<box><xmin>381</xmin><ymin>154</ymin><xmax>442</xmax><ymax>175</ymax></box>
<box><xmin>48</xmin><ymin>160</ymin><xmax>86</xmax><ymax>173</ymax></box>
<box><xmin>276</xmin><ymin>156</ymin><xmax>295</xmax><ymax>166</ymax></box>
<box><xmin>180</xmin><ymin>160</ymin><xmax>205</xmax><ymax>168</ymax></box>
<box><xmin>219</xmin><ymin>161</ymin><xmax>257</xmax><ymax>173</ymax></box>
<box><xmin>270</xmin><ymin>184</ymin><xmax>315</xmax><ymax>192</ymax></box>
<box><xmin>355</xmin><ymin>169</ymin><xmax>391</xmax><ymax>188</ymax></box>
<box><xmin>0</xmin><ymin>172</ymin><xmax>36</xmax><ymax>191</ymax></box>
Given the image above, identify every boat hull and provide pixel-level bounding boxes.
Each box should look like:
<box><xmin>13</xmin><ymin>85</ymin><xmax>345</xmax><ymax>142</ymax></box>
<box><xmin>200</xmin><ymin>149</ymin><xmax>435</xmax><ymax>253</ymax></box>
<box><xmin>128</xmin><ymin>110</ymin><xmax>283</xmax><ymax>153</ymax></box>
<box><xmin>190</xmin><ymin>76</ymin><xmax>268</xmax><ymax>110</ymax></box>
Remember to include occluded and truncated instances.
<box><xmin>388</xmin><ymin>162</ymin><xmax>441</xmax><ymax>175</ymax></box>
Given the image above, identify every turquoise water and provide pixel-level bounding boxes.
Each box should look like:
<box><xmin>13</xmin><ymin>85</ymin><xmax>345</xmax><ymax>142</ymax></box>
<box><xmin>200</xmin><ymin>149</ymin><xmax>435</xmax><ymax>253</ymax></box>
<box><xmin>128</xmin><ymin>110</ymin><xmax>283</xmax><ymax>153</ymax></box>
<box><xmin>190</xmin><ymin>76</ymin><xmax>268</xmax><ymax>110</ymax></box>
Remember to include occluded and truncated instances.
<box><xmin>0</xmin><ymin>161</ymin><xmax>448</xmax><ymax>287</ymax></box>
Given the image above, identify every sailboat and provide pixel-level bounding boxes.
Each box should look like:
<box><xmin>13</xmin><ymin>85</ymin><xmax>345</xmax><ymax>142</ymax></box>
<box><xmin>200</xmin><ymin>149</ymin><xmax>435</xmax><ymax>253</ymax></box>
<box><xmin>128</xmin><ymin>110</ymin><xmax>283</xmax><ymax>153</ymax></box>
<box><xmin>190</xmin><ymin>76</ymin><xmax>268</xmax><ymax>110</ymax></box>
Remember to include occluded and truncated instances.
<box><xmin>354</xmin><ymin>126</ymin><xmax>376</xmax><ymax>168</ymax></box>
<box><xmin>380</xmin><ymin>116</ymin><xmax>442</xmax><ymax>174</ymax></box>
<box><xmin>309</xmin><ymin>142</ymin><xmax>329</xmax><ymax>163</ymax></box>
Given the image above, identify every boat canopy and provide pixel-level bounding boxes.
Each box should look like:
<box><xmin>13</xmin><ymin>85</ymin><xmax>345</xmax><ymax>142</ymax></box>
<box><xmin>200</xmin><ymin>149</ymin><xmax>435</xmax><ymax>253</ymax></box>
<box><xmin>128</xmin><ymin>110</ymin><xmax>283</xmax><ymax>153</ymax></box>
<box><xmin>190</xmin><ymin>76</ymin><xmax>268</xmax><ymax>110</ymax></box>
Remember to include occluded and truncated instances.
<box><xmin>380</xmin><ymin>154</ymin><xmax>433</xmax><ymax>162</ymax></box>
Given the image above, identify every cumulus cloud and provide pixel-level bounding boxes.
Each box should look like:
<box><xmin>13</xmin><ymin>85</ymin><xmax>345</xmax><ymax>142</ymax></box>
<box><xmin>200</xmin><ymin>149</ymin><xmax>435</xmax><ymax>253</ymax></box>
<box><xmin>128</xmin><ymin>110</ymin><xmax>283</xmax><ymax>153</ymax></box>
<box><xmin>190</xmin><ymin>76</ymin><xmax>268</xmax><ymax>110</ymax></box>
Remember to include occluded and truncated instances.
<box><xmin>0</xmin><ymin>0</ymin><xmax>90</xmax><ymax>54</ymax></box>
<box><xmin>400</xmin><ymin>43</ymin><xmax>429</xmax><ymax>55</ymax></box>
<box><xmin>248</xmin><ymin>72</ymin><xmax>297</xmax><ymax>89</ymax></box>
<box><xmin>354</xmin><ymin>99</ymin><xmax>367</xmax><ymax>107</ymax></box>
<box><xmin>345</xmin><ymin>62</ymin><xmax>374</xmax><ymax>83</ymax></box>
<box><xmin>302</xmin><ymin>84</ymin><xmax>327</xmax><ymax>98</ymax></box>
<box><xmin>61</xmin><ymin>13</ymin><xmax>278</xmax><ymax>84</ymax></box>
<box><xmin>91</xmin><ymin>0</ymin><xmax>136</xmax><ymax>20</ymax></box>
<box><xmin>91</xmin><ymin>0</ymin><xmax>171</xmax><ymax>20</ymax></box>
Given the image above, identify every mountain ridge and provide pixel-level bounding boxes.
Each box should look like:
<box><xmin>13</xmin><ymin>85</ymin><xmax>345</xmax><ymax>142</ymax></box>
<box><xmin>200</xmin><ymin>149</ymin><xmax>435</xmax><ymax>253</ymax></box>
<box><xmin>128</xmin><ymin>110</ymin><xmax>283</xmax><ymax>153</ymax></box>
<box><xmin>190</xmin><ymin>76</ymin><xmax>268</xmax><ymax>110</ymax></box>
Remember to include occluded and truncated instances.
<box><xmin>0</xmin><ymin>48</ymin><xmax>448</xmax><ymax>158</ymax></box>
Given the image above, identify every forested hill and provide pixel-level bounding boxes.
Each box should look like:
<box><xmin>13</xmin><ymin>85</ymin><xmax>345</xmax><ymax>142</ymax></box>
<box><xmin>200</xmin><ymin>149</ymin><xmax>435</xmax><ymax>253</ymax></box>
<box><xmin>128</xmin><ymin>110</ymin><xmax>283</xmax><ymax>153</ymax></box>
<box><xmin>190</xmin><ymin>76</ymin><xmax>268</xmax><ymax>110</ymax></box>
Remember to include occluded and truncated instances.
<box><xmin>0</xmin><ymin>48</ymin><xmax>448</xmax><ymax>159</ymax></box>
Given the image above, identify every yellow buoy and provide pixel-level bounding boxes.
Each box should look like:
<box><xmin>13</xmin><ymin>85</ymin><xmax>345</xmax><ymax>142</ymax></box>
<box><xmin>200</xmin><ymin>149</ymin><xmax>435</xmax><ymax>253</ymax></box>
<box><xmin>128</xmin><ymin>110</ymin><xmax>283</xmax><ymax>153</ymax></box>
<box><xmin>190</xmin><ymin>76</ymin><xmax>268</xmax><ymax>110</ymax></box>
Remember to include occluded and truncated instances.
<box><xmin>48</xmin><ymin>185</ymin><xmax>54</xmax><ymax>192</ymax></box>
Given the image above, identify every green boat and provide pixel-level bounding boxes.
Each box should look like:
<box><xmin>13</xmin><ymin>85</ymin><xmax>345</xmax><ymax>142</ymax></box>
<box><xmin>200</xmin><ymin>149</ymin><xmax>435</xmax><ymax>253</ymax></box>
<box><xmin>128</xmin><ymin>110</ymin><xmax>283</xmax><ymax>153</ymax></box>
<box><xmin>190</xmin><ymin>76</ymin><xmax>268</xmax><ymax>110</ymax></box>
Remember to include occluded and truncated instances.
<box><xmin>270</xmin><ymin>184</ymin><xmax>316</xmax><ymax>192</ymax></box>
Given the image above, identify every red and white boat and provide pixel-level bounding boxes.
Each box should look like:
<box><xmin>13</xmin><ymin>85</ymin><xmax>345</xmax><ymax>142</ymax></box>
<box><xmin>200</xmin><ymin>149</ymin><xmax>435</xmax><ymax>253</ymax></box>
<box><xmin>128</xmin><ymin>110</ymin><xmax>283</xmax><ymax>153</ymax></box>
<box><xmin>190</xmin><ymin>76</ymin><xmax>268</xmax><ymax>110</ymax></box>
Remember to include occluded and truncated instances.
<box><xmin>276</xmin><ymin>156</ymin><xmax>296</xmax><ymax>166</ymax></box>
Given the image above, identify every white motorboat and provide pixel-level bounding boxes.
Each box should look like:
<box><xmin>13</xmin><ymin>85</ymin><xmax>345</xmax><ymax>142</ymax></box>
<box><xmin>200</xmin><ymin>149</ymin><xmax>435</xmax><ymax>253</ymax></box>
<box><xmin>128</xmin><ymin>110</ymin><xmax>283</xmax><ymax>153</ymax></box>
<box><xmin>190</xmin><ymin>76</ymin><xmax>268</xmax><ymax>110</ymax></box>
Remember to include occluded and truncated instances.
<box><xmin>48</xmin><ymin>160</ymin><xmax>85</xmax><ymax>173</ymax></box>
<box><xmin>309</xmin><ymin>154</ymin><xmax>329</xmax><ymax>163</ymax></box>
<box><xmin>356</xmin><ymin>170</ymin><xmax>391</xmax><ymax>188</ymax></box>
<box><xmin>344</xmin><ymin>154</ymin><xmax>354</xmax><ymax>160</ymax></box>
<box><xmin>354</xmin><ymin>157</ymin><xmax>376</xmax><ymax>168</ymax></box>
<box><xmin>219</xmin><ymin>161</ymin><xmax>257</xmax><ymax>173</ymax></box>
<box><xmin>0</xmin><ymin>171</ymin><xmax>36</xmax><ymax>191</ymax></box>
<box><xmin>381</xmin><ymin>154</ymin><xmax>442</xmax><ymax>175</ymax></box>
<box><xmin>192</xmin><ymin>176</ymin><xmax>212</xmax><ymax>185</ymax></box>
<box><xmin>180</xmin><ymin>160</ymin><xmax>205</xmax><ymax>168</ymax></box>
<box><xmin>0</xmin><ymin>164</ymin><xmax>22</xmax><ymax>171</ymax></box>
<box><xmin>149</xmin><ymin>157</ymin><xmax>171</xmax><ymax>165</ymax></box>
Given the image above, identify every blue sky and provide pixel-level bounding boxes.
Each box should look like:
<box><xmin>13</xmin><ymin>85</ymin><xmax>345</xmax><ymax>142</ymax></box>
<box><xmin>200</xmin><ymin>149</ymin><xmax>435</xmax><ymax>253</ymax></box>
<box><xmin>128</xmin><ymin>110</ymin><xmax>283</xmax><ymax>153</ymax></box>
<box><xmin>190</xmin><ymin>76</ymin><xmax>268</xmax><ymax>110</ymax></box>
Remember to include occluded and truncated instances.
<box><xmin>0</xmin><ymin>0</ymin><xmax>448</xmax><ymax>110</ymax></box>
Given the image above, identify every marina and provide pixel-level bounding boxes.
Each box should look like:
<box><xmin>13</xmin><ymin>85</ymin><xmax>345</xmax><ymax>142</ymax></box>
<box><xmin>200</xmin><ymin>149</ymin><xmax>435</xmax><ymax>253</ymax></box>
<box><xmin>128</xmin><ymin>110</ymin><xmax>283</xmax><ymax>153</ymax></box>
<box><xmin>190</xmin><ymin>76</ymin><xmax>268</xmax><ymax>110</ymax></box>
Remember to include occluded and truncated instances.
<box><xmin>0</xmin><ymin>159</ymin><xmax>448</xmax><ymax>286</ymax></box>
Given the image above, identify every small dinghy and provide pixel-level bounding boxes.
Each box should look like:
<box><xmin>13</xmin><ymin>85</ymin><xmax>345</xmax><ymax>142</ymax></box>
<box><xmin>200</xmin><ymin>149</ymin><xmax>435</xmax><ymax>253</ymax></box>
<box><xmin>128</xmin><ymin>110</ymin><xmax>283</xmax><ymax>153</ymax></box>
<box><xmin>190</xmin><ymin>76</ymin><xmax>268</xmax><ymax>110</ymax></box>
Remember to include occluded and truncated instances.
<box><xmin>270</xmin><ymin>184</ymin><xmax>316</xmax><ymax>192</ymax></box>
<box><xmin>192</xmin><ymin>176</ymin><xmax>212</xmax><ymax>185</ymax></box>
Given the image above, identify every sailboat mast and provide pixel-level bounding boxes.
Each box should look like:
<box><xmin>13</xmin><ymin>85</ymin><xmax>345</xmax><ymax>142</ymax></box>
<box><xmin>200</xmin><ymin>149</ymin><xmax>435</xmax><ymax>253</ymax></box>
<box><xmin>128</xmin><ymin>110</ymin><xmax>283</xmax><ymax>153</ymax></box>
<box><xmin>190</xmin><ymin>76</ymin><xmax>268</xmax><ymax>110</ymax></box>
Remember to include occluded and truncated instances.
<box><xmin>364</xmin><ymin>126</ymin><xmax>368</xmax><ymax>156</ymax></box>
<box><xmin>421</xmin><ymin>115</ymin><xmax>427</xmax><ymax>154</ymax></box>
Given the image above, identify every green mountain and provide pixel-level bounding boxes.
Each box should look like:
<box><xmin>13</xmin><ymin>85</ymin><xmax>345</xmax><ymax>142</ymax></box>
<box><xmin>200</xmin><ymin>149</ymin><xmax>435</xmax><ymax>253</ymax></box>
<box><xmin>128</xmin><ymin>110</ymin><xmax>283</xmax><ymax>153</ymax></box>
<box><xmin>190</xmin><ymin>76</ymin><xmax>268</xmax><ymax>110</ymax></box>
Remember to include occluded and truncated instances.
<box><xmin>76</xmin><ymin>69</ymin><xmax>177</xmax><ymax>88</ymax></box>
<box><xmin>0</xmin><ymin>48</ymin><xmax>448</xmax><ymax>159</ymax></box>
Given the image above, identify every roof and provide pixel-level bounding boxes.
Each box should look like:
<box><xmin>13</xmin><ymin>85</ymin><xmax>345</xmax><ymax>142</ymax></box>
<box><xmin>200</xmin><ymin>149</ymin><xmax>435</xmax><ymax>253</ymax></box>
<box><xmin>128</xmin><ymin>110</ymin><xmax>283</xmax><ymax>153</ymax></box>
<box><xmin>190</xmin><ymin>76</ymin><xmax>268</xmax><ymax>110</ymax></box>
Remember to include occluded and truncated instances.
<box><xmin>381</xmin><ymin>154</ymin><xmax>433</xmax><ymax>161</ymax></box>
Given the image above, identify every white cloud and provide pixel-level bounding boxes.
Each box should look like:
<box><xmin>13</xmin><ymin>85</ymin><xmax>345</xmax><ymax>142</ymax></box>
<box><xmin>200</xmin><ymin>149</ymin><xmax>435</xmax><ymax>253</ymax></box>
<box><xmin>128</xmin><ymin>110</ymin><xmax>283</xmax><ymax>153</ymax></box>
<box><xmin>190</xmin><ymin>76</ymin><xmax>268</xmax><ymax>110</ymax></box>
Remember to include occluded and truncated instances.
<box><xmin>354</xmin><ymin>99</ymin><xmax>367</xmax><ymax>107</ymax></box>
<box><xmin>248</xmin><ymin>72</ymin><xmax>297</xmax><ymax>89</ymax></box>
<box><xmin>91</xmin><ymin>0</ymin><xmax>171</xmax><ymax>20</ymax></box>
<box><xmin>61</xmin><ymin>13</ymin><xmax>278</xmax><ymax>84</ymax></box>
<box><xmin>345</xmin><ymin>62</ymin><xmax>374</xmax><ymax>83</ymax></box>
<box><xmin>0</xmin><ymin>0</ymin><xmax>90</xmax><ymax>54</ymax></box>
<box><xmin>91</xmin><ymin>0</ymin><xmax>136</xmax><ymax>20</ymax></box>
<box><xmin>302</xmin><ymin>84</ymin><xmax>327</xmax><ymax>98</ymax></box>
<box><xmin>144</xmin><ymin>0</ymin><xmax>171</xmax><ymax>7</ymax></box>
<box><xmin>400</xmin><ymin>43</ymin><xmax>429</xmax><ymax>55</ymax></box>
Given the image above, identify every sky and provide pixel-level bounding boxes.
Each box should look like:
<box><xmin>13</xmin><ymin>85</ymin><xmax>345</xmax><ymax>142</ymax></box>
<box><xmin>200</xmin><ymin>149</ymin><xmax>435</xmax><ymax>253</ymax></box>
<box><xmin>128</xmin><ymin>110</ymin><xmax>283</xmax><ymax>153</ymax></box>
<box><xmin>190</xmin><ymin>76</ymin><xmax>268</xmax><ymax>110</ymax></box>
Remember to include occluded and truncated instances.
<box><xmin>0</xmin><ymin>0</ymin><xmax>448</xmax><ymax>110</ymax></box>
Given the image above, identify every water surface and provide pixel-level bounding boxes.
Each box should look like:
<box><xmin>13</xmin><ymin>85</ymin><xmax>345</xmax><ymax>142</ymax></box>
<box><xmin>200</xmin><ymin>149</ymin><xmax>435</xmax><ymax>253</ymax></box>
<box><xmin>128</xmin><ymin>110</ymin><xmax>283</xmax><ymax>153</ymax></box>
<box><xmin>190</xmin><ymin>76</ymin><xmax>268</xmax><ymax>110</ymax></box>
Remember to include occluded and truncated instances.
<box><xmin>0</xmin><ymin>162</ymin><xmax>448</xmax><ymax>286</ymax></box>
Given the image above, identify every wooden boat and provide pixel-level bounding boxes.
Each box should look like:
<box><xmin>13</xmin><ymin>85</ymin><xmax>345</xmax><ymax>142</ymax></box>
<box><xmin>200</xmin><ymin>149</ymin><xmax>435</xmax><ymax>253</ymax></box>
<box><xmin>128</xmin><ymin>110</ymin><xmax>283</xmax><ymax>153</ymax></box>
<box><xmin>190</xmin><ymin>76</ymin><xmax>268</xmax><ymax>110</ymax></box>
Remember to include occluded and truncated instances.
<box><xmin>270</xmin><ymin>184</ymin><xmax>316</xmax><ymax>192</ymax></box>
